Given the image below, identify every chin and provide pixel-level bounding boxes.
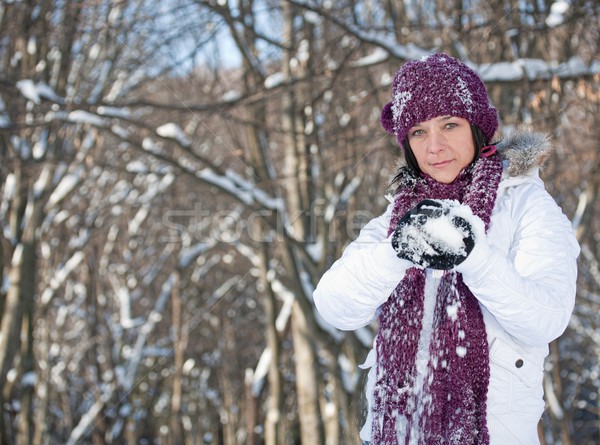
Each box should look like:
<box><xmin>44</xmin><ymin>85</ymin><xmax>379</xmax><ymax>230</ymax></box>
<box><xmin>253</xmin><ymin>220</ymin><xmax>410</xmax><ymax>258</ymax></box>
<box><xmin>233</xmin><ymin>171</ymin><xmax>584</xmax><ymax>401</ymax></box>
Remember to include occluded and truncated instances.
<box><xmin>431</xmin><ymin>174</ymin><xmax>457</xmax><ymax>184</ymax></box>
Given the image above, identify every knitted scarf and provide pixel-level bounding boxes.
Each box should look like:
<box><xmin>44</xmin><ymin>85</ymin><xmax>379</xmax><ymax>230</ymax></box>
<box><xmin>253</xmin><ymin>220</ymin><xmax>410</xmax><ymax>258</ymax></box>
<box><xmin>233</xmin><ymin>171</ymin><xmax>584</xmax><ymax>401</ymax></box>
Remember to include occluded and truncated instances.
<box><xmin>371</xmin><ymin>153</ymin><xmax>503</xmax><ymax>445</ymax></box>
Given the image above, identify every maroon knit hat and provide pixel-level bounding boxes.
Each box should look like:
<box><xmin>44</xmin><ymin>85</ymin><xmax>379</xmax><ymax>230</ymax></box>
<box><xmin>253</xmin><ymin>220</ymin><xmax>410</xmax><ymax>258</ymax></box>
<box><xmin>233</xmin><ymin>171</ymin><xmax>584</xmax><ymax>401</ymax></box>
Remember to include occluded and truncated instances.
<box><xmin>381</xmin><ymin>53</ymin><xmax>498</xmax><ymax>144</ymax></box>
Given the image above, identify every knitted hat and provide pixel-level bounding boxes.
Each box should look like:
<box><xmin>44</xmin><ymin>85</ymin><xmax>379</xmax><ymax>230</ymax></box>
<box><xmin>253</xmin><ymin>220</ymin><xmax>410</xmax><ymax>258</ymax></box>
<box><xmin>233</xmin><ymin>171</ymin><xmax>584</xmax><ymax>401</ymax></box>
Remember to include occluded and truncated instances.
<box><xmin>381</xmin><ymin>53</ymin><xmax>498</xmax><ymax>145</ymax></box>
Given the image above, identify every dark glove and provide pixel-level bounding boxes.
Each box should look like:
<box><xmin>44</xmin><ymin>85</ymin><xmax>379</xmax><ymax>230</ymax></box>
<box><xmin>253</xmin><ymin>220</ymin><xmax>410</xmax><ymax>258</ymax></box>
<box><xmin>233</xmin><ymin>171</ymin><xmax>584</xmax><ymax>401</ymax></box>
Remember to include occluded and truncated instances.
<box><xmin>391</xmin><ymin>199</ymin><xmax>475</xmax><ymax>270</ymax></box>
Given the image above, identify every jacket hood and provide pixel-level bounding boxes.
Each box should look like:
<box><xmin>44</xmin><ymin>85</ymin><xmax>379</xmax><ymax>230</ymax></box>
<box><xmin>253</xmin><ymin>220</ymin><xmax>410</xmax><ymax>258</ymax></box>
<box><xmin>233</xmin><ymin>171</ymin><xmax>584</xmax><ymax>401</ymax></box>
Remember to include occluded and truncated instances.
<box><xmin>496</xmin><ymin>129</ymin><xmax>553</xmax><ymax>177</ymax></box>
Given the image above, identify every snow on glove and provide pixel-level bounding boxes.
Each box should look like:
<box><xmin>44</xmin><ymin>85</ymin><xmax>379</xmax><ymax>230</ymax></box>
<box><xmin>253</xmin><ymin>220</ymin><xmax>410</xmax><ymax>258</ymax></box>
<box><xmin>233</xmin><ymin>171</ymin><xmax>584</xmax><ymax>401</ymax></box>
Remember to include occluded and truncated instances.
<box><xmin>391</xmin><ymin>199</ymin><xmax>476</xmax><ymax>270</ymax></box>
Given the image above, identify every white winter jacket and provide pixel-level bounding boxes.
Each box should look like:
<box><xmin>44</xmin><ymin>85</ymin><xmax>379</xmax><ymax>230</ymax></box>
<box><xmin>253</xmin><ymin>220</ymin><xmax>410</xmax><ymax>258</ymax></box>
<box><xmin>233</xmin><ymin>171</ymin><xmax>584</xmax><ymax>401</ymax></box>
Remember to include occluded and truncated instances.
<box><xmin>313</xmin><ymin>131</ymin><xmax>580</xmax><ymax>445</ymax></box>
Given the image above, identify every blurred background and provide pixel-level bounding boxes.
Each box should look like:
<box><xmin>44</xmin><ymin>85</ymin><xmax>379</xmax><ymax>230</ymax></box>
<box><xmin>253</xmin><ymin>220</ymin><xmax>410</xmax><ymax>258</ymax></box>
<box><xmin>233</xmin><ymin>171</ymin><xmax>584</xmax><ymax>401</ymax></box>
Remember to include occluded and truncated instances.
<box><xmin>0</xmin><ymin>0</ymin><xmax>599</xmax><ymax>444</ymax></box>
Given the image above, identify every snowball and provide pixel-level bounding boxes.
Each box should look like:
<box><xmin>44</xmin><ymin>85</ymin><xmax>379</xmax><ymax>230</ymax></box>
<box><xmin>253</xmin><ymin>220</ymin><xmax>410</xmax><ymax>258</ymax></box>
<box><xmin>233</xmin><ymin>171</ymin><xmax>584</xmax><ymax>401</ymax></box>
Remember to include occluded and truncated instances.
<box><xmin>421</xmin><ymin>216</ymin><xmax>466</xmax><ymax>254</ymax></box>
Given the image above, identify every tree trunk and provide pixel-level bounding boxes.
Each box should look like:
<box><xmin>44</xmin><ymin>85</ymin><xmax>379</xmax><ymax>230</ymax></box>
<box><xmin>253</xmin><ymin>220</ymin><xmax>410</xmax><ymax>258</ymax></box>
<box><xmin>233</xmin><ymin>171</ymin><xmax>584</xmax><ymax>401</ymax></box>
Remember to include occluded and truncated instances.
<box><xmin>259</xmin><ymin>244</ymin><xmax>284</xmax><ymax>445</ymax></box>
<box><xmin>169</xmin><ymin>271</ymin><xmax>185</xmax><ymax>445</ymax></box>
<box><xmin>17</xmin><ymin>307</ymin><xmax>35</xmax><ymax>445</ymax></box>
<box><xmin>280</xmin><ymin>3</ymin><xmax>323</xmax><ymax>443</ymax></box>
<box><xmin>291</xmin><ymin>302</ymin><xmax>322</xmax><ymax>444</ymax></box>
<box><xmin>0</xmin><ymin>239</ymin><xmax>36</xmax><ymax>445</ymax></box>
<box><xmin>219</xmin><ymin>319</ymin><xmax>238</xmax><ymax>445</ymax></box>
<box><xmin>32</xmin><ymin>319</ymin><xmax>50</xmax><ymax>445</ymax></box>
<box><xmin>550</xmin><ymin>340</ymin><xmax>573</xmax><ymax>445</ymax></box>
<box><xmin>244</xmin><ymin>371</ymin><xmax>257</xmax><ymax>445</ymax></box>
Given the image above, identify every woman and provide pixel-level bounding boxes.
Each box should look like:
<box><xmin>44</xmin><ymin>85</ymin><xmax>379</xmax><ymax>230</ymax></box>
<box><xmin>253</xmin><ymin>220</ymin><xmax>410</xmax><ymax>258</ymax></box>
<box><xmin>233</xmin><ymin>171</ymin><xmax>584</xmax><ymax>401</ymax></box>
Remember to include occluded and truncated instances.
<box><xmin>313</xmin><ymin>53</ymin><xmax>579</xmax><ymax>444</ymax></box>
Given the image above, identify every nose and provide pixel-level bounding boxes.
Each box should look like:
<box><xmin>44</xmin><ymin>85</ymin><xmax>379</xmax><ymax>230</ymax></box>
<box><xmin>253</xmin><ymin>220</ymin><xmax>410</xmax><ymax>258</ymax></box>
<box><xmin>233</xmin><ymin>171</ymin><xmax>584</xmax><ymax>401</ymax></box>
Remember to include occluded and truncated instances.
<box><xmin>427</xmin><ymin>130</ymin><xmax>446</xmax><ymax>154</ymax></box>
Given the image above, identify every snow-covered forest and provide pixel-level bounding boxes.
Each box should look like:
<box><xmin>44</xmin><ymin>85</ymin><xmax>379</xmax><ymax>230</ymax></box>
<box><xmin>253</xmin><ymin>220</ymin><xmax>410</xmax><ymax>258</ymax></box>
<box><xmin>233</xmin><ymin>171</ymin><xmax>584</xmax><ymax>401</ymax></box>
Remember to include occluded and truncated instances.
<box><xmin>0</xmin><ymin>0</ymin><xmax>599</xmax><ymax>444</ymax></box>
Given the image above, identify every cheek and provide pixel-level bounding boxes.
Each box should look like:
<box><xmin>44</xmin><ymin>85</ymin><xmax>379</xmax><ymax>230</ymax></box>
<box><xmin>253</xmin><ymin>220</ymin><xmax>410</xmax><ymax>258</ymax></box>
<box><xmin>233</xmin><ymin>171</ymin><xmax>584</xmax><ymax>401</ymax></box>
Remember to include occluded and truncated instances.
<box><xmin>465</xmin><ymin>146</ymin><xmax>477</xmax><ymax>163</ymax></box>
<box><xmin>413</xmin><ymin>149</ymin><xmax>429</xmax><ymax>170</ymax></box>
<box><xmin>409</xmin><ymin>142</ymin><xmax>427</xmax><ymax>162</ymax></box>
<box><xmin>456</xmin><ymin>138</ymin><xmax>476</xmax><ymax>163</ymax></box>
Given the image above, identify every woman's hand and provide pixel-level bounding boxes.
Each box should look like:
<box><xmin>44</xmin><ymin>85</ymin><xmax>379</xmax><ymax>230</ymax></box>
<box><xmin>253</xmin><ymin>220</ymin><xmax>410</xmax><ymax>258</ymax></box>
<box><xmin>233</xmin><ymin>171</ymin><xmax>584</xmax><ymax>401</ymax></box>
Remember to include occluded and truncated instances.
<box><xmin>391</xmin><ymin>199</ymin><xmax>480</xmax><ymax>270</ymax></box>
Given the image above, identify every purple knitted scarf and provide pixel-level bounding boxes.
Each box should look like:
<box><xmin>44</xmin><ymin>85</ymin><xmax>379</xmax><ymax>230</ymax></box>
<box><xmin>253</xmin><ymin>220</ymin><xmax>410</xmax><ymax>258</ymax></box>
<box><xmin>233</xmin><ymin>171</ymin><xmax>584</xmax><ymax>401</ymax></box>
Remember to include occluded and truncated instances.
<box><xmin>371</xmin><ymin>153</ymin><xmax>503</xmax><ymax>444</ymax></box>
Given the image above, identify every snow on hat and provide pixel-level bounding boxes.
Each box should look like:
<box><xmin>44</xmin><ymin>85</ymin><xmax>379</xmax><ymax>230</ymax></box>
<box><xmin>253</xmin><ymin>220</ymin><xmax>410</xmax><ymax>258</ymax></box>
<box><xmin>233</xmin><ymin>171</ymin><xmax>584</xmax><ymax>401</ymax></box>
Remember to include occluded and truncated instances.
<box><xmin>381</xmin><ymin>53</ymin><xmax>498</xmax><ymax>145</ymax></box>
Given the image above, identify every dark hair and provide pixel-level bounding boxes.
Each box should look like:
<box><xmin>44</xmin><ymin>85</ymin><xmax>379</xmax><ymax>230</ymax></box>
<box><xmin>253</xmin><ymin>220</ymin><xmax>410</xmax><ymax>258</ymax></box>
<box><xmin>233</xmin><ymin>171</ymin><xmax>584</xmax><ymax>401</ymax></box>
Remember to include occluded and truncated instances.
<box><xmin>400</xmin><ymin>124</ymin><xmax>489</xmax><ymax>177</ymax></box>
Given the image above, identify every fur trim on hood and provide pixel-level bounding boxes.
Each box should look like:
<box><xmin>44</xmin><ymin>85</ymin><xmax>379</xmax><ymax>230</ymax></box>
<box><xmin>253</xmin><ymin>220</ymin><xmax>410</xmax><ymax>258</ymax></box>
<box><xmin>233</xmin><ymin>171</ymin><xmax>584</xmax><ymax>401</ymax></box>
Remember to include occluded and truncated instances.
<box><xmin>497</xmin><ymin>128</ymin><xmax>553</xmax><ymax>177</ymax></box>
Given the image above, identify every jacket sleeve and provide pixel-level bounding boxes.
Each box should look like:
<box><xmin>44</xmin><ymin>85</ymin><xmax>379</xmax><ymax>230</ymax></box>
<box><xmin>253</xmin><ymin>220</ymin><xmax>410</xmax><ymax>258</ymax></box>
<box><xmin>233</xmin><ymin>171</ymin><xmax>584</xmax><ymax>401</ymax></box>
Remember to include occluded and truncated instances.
<box><xmin>457</xmin><ymin>179</ymin><xmax>580</xmax><ymax>346</ymax></box>
<box><xmin>313</xmin><ymin>202</ymin><xmax>412</xmax><ymax>330</ymax></box>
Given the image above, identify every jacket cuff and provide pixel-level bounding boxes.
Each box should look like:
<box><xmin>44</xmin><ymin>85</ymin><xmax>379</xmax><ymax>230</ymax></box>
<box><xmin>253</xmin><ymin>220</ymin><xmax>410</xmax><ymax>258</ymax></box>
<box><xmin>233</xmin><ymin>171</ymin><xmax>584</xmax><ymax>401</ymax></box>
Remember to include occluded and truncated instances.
<box><xmin>455</xmin><ymin>237</ymin><xmax>494</xmax><ymax>279</ymax></box>
<box><xmin>368</xmin><ymin>237</ymin><xmax>413</xmax><ymax>289</ymax></box>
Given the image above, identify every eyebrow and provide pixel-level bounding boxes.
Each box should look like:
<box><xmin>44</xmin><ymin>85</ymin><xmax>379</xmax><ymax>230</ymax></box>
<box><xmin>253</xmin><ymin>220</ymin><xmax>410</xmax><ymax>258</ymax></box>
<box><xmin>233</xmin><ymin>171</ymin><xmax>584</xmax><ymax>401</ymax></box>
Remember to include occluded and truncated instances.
<box><xmin>412</xmin><ymin>115</ymin><xmax>455</xmax><ymax>128</ymax></box>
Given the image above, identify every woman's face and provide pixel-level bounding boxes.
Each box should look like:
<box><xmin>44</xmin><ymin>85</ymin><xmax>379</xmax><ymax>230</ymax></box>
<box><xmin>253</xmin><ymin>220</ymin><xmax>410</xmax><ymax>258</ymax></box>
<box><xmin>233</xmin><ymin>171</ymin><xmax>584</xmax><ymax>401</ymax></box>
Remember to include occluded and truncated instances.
<box><xmin>407</xmin><ymin>116</ymin><xmax>475</xmax><ymax>184</ymax></box>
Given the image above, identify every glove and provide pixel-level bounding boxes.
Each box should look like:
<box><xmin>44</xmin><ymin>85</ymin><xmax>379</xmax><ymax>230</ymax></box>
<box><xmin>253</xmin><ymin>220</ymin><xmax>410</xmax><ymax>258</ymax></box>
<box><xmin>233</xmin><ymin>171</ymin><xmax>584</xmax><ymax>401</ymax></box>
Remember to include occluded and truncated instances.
<box><xmin>391</xmin><ymin>199</ymin><xmax>476</xmax><ymax>270</ymax></box>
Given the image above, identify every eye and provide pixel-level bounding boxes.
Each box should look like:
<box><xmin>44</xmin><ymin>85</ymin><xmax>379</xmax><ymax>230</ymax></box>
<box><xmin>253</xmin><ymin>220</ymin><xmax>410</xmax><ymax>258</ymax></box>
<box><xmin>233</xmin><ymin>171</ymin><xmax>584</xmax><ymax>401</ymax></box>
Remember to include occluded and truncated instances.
<box><xmin>411</xmin><ymin>129</ymin><xmax>425</xmax><ymax>137</ymax></box>
<box><xmin>445</xmin><ymin>122</ymin><xmax>458</xmax><ymax>129</ymax></box>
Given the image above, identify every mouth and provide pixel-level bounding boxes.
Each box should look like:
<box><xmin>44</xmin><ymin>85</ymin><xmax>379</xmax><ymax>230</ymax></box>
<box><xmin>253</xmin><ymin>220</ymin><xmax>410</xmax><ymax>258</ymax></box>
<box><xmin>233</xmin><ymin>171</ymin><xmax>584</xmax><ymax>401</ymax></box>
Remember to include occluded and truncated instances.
<box><xmin>431</xmin><ymin>160</ymin><xmax>453</xmax><ymax>168</ymax></box>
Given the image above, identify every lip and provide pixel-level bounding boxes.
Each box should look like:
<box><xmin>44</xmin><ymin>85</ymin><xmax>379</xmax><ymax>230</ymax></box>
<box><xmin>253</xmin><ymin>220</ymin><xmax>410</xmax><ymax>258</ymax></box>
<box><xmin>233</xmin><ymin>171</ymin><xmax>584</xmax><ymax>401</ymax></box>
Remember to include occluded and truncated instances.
<box><xmin>431</xmin><ymin>160</ymin><xmax>453</xmax><ymax>169</ymax></box>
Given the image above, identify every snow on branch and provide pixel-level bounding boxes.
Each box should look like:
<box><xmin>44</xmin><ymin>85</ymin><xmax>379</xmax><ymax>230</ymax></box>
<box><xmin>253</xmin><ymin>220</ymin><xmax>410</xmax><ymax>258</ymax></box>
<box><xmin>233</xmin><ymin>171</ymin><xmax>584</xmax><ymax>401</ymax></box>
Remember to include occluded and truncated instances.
<box><xmin>286</xmin><ymin>2</ymin><xmax>599</xmax><ymax>84</ymax></box>
<box><xmin>128</xmin><ymin>205</ymin><xmax>150</xmax><ymax>236</ymax></box>
<box><xmin>340</xmin><ymin>176</ymin><xmax>362</xmax><ymax>202</ymax></box>
<box><xmin>288</xmin><ymin>0</ymin><xmax>427</xmax><ymax>63</ymax></box>
<box><xmin>196</xmin><ymin>168</ymin><xmax>283</xmax><ymax>211</ymax></box>
<box><xmin>264</xmin><ymin>72</ymin><xmax>285</xmax><ymax>89</ymax></box>
<box><xmin>580</xmin><ymin>245</ymin><xmax>600</xmax><ymax>291</ymax></box>
<box><xmin>265</xmin><ymin>268</ymin><xmax>344</xmax><ymax>342</ymax></box>
<box><xmin>339</xmin><ymin>354</ymin><xmax>361</xmax><ymax>393</ymax></box>
<box><xmin>109</xmin><ymin>274</ymin><xmax>135</xmax><ymax>330</ymax></box>
<box><xmin>546</xmin><ymin>1</ymin><xmax>569</xmax><ymax>27</ymax></box>
<box><xmin>46</xmin><ymin>168</ymin><xmax>83</xmax><ymax>209</ymax></box>
<box><xmin>179</xmin><ymin>240</ymin><xmax>218</xmax><ymax>269</ymax></box>
<box><xmin>97</xmin><ymin>106</ymin><xmax>131</xmax><ymax>119</ymax></box>
<box><xmin>250</xmin><ymin>347</ymin><xmax>272</xmax><ymax>397</ymax></box>
<box><xmin>477</xmin><ymin>56</ymin><xmax>600</xmax><ymax>82</ymax></box>
<box><xmin>267</xmin><ymin>272</ymin><xmax>295</xmax><ymax>333</ymax></box>
<box><xmin>352</xmin><ymin>46</ymin><xmax>600</xmax><ymax>83</ymax></box>
<box><xmin>40</xmin><ymin>251</ymin><xmax>85</xmax><ymax>305</ymax></box>
<box><xmin>16</xmin><ymin>79</ymin><xmax>64</xmax><ymax>104</ymax></box>
<box><xmin>234</xmin><ymin>233</ymin><xmax>345</xmax><ymax>340</ymax></box>
<box><xmin>569</xmin><ymin>310</ymin><xmax>600</xmax><ymax>348</ymax></box>
<box><xmin>67</xmin><ymin>110</ymin><xmax>107</xmax><ymax>127</ymax></box>
<box><xmin>121</xmin><ymin>272</ymin><xmax>175</xmax><ymax>391</ymax></box>
<box><xmin>544</xmin><ymin>375</ymin><xmax>564</xmax><ymax>420</ymax></box>
<box><xmin>212</xmin><ymin>275</ymin><xmax>241</xmax><ymax>302</ymax></box>
<box><xmin>0</xmin><ymin>95</ymin><xmax>9</xmax><ymax>128</ymax></box>
<box><xmin>233</xmin><ymin>244</ymin><xmax>295</xmax><ymax>332</ymax></box>
<box><xmin>325</xmin><ymin>175</ymin><xmax>362</xmax><ymax>223</ymax></box>
<box><xmin>572</xmin><ymin>182</ymin><xmax>590</xmax><ymax>237</ymax></box>
<box><xmin>65</xmin><ymin>383</ymin><xmax>115</xmax><ymax>445</ymax></box>
<box><xmin>156</xmin><ymin>122</ymin><xmax>191</xmax><ymax>147</ymax></box>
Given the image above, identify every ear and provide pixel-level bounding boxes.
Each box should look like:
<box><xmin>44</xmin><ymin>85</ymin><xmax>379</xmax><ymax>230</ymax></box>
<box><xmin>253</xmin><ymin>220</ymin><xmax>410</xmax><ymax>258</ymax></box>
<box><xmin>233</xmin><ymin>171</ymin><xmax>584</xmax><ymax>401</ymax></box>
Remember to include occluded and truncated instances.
<box><xmin>380</xmin><ymin>102</ymin><xmax>395</xmax><ymax>134</ymax></box>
